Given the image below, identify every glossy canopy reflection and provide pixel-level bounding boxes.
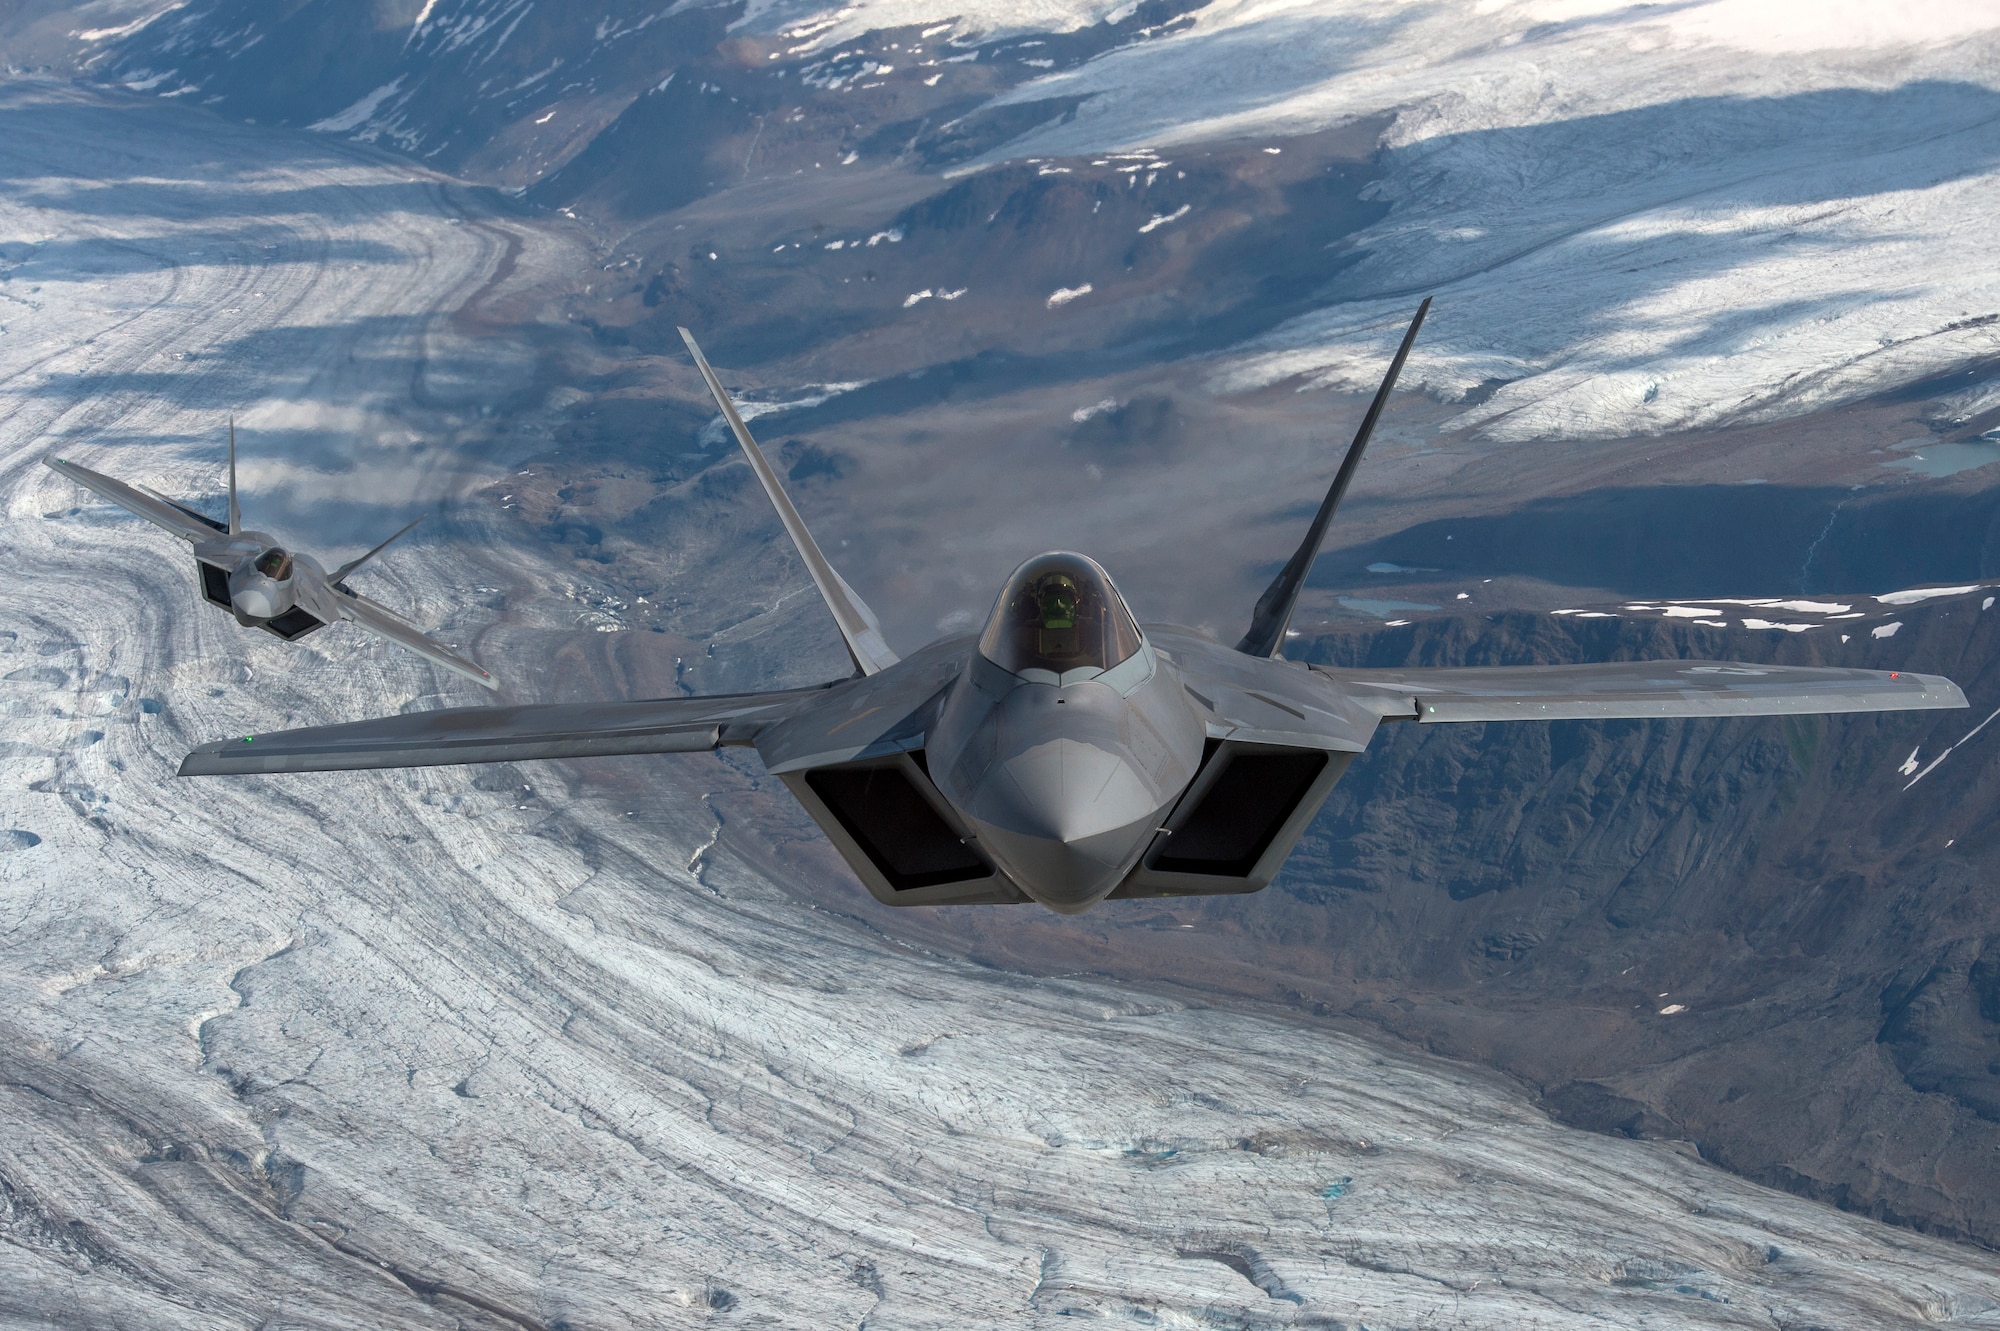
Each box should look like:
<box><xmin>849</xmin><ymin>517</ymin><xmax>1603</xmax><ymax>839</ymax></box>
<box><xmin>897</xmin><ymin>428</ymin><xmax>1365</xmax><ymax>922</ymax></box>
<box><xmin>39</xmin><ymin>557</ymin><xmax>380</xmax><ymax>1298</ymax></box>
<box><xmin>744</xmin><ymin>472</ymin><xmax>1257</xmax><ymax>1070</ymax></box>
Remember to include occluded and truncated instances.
<box><xmin>977</xmin><ymin>551</ymin><xmax>1144</xmax><ymax>679</ymax></box>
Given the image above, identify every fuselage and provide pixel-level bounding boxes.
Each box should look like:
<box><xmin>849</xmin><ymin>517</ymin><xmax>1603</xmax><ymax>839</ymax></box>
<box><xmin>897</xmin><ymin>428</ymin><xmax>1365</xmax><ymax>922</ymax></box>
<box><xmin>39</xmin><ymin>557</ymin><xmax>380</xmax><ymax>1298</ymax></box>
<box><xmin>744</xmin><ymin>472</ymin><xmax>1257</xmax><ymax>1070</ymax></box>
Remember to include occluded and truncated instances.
<box><xmin>195</xmin><ymin>528</ymin><xmax>331</xmax><ymax>635</ymax></box>
<box><xmin>927</xmin><ymin>637</ymin><xmax>1206</xmax><ymax>912</ymax></box>
<box><xmin>762</xmin><ymin>552</ymin><xmax>1374</xmax><ymax>914</ymax></box>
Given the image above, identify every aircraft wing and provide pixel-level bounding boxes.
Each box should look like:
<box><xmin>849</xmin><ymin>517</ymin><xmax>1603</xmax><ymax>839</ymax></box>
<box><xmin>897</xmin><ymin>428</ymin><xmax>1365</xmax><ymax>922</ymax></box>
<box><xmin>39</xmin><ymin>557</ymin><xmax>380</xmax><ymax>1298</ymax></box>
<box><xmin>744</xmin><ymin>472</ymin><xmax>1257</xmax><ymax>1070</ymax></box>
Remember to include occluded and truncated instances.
<box><xmin>1315</xmin><ymin>659</ymin><xmax>1967</xmax><ymax>722</ymax></box>
<box><xmin>180</xmin><ymin>687</ymin><xmax>835</xmax><ymax>775</ymax></box>
<box><xmin>332</xmin><ymin>588</ymin><xmax>500</xmax><ymax>691</ymax></box>
<box><xmin>45</xmin><ymin>456</ymin><xmax>227</xmax><ymax>544</ymax></box>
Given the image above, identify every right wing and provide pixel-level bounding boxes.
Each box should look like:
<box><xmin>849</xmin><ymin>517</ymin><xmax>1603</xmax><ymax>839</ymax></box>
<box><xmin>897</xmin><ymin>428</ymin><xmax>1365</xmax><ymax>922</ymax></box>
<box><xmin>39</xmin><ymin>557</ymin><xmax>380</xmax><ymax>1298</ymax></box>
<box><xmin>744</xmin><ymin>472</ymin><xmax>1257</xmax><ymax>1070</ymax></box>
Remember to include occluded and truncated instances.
<box><xmin>180</xmin><ymin>687</ymin><xmax>835</xmax><ymax>775</ymax></box>
<box><xmin>1316</xmin><ymin>659</ymin><xmax>1967</xmax><ymax>722</ymax></box>
<box><xmin>45</xmin><ymin>456</ymin><xmax>228</xmax><ymax>545</ymax></box>
<box><xmin>333</xmin><ymin>587</ymin><xmax>500</xmax><ymax>691</ymax></box>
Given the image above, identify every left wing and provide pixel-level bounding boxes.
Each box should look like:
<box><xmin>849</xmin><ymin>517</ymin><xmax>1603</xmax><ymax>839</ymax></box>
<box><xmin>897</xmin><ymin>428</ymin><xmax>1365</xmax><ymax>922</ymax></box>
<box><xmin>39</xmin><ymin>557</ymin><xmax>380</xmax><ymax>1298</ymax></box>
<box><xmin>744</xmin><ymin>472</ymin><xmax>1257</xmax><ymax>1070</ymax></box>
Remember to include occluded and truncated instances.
<box><xmin>180</xmin><ymin>687</ymin><xmax>835</xmax><ymax>775</ymax></box>
<box><xmin>1316</xmin><ymin>659</ymin><xmax>1967</xmax><ymax>722</ymax></box>
<box><xmin>333</xmin><ymin>588</ymin><xmax>499</xmax><ymax>691</ymax></box>
<box><xmin>45</xmin><ymin>456</ymin><xmax>228</xmax><ymax>545</ymax></box>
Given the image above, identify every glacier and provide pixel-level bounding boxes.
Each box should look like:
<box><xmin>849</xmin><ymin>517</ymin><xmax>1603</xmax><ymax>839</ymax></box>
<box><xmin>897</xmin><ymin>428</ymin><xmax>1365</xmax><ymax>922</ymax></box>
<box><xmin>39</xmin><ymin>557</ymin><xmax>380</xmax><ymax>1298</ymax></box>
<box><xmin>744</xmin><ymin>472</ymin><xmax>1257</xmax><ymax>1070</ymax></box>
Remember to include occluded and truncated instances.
<box><xmin>972</xmin><ymin>0</ymin><xmax>2000</xmax><ymax>441</ymax></box>
<box><xmin>6</xmin><ymin>77</ymin><xmax>2000</xmax><ymax>1327</ymax></box>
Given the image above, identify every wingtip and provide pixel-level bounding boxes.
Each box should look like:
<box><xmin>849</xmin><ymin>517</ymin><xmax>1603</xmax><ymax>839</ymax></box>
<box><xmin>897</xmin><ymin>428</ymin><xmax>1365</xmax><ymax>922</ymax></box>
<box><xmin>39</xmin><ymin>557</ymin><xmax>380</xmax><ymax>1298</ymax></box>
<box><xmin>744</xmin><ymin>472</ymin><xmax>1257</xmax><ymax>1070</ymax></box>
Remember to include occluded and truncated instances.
<box><xmin>180</xmin><ymin>732</ymin><xmax>265</xmax><ymax>776</ymax></box>
<box><xmin>677</xmin><ymin>327</ymin><xmax>710</xmax><ymax>366</ymax></box>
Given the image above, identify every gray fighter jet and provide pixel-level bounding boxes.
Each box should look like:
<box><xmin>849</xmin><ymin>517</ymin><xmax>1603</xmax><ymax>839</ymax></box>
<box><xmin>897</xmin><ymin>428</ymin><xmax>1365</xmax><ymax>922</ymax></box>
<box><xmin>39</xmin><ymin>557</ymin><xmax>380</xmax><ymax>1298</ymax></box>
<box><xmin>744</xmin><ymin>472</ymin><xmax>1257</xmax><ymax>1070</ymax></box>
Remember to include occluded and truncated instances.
<box><xmin>45</xmin><ymin>426</ymin><xmax>496</xmax><ymax>690</ymax></box>
<box><xmin>180</xmin><ymin>307</ymin><xmax>1967</xmax><ymax>913</ymax></box>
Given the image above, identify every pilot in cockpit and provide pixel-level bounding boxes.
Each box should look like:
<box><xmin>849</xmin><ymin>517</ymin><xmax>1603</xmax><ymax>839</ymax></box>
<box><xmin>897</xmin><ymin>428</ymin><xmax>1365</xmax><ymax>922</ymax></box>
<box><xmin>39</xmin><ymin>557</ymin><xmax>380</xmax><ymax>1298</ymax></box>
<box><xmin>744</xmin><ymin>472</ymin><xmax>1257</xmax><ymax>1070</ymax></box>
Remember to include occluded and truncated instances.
<box><xmin>1033</xmin><ymin>573</ymin><xmax>1082</xmax><ymax>659</ymax></box>
<box><xmin>981</xmin><ymin>553</ymin><xmax>1142</xmax><ymax>678</ymax></box>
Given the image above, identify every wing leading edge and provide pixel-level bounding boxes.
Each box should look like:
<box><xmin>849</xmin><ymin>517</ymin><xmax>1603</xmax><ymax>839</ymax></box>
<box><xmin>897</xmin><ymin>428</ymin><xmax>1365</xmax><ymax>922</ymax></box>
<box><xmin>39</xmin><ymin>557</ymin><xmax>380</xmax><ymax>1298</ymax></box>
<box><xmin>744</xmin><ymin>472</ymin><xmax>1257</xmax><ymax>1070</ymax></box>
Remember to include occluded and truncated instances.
<box><xmin>1317</xmin><ymin>659</ymin><xmax>1966</xmax><ymax>722</ymax></box>
<box><xmin>330</xmin><ymin>587</ymin><xmax>499</xmax><ymax>691</ymax></box>
<box><xmin>179</xmin><ymin>687</ymin><xmax>833</xmax><ymax>775</ymax></box>
<box><xmin>45</xmin><ymin>456</ymin><xmax>228</xmax><ymax>545</ymax></box>
<box><xmin>678</xmin><ymin>328</ymin><xmax>898</xmax><ymax>677</ymax></box>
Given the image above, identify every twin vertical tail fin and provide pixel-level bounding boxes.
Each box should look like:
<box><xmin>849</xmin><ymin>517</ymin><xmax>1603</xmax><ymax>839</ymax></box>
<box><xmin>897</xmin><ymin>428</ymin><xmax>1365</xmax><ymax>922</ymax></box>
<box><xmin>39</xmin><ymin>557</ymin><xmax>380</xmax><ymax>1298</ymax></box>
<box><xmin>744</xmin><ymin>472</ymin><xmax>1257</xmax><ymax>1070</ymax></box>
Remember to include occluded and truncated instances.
<box><xmin>1235</xmin><ymin>297</ymin><xmax>1431</xmax><ymax>658</ymax></box>
<box><xmin>223</xmin><ymin>418</ymin><xmax>425</xmax><ymax>585</ymax></box>
<box><xmin>678</xmin><ymin>328</ymin><xmax>899</xmax><ymax>677</ymax></box>
<box><xmin>331</xmin><ymin>514</ymin><xmax>426</xmax><ymax>584</ymax></box>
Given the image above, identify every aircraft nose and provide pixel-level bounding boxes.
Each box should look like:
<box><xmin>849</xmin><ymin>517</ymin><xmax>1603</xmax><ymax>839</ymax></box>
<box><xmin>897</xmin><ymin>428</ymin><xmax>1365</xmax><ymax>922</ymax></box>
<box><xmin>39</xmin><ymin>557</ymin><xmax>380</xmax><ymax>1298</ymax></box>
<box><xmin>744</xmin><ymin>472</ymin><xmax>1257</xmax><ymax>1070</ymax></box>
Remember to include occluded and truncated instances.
<box><xmin>228</xmin><ymin>568</ymin><xmax>285</xmax><ymax>622</ymax></box>
<box><xmin>966</xmin><ymin>737</ymin><xmax>1162</xmax><ymax>912</ymax></box>
<box><xmin>232</xmin><ymin>581</ymin><xmax>279</xmax><ymax>620</ymax></box>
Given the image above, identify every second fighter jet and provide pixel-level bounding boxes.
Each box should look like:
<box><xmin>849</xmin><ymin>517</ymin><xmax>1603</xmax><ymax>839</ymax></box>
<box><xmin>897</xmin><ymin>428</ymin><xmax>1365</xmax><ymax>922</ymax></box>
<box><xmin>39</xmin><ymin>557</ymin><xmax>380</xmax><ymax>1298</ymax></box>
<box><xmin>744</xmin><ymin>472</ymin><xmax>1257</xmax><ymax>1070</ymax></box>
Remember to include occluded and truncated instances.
<box><xmin>46</xmin><ymin>424</ymin><xmax>496</xmax><ymax>690</ymax></box>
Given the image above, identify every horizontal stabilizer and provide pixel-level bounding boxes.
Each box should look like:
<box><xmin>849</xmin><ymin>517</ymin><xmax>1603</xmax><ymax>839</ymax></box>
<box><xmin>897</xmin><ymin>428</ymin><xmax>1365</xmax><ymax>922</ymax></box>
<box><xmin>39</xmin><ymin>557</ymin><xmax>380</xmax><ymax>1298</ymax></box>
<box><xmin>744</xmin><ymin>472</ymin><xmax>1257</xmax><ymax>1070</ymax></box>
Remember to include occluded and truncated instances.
<box><xmin>180</xmin><ymin>688</ymin><xmax>830</xmax><ymax>775</ymax></box>
<box><xmin>679</xmin><ymin>327</ymin><xmax>898</xmax><ymax>677</ymax></box>
<box><xmin>1319</xmin><ymin>659</ymin><xmax>1967</xmax><ymax>722</ymax></box>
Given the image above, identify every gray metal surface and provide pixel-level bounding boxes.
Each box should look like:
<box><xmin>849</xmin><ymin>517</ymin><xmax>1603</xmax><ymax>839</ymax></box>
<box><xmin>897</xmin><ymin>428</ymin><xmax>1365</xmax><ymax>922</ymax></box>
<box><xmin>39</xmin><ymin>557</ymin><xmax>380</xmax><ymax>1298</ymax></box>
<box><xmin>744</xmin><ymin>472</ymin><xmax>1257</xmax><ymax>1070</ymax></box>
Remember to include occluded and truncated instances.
<box><xmin>1316</xmin><ymin>659</ymin><xmax>1966</xmax><ymax>722</ymax></box>
<box><xmin>680</xmin><ymin>327</ymin><xmax>898</xmax><ymax>678</ymax></box>
<box><xmin>1237</xmin><ymin>299</ymin><xmax>1429</xmax><ymax>658</ymax></box>
<box><xmin>928</xmin><ymin>640</ymin><xmax>1206</xmax><ymax>912</ymax></box>
<box><xmin>44</xmin><ymin>450</ymin><xmax>497</xmax><ymax>689</ymax></box>
<box><xmin>180</xmin><ymin>689</ymin><xmax>825</xmax><ymax>774</ymax></box>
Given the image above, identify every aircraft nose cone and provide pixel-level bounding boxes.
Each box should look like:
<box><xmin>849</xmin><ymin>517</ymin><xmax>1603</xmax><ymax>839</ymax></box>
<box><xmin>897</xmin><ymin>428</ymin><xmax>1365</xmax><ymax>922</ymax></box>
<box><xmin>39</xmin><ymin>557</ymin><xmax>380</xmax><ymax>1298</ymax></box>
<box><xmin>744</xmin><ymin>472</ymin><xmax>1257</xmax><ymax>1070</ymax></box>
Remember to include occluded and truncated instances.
<box><xmin>966</xmin><ymin>737</ymin><xmax>1162</xmax><ymax>912</ymax></box>
<box><xmin>228</xmin><ymin>564</ymin><xmax>293</xmax><ymax>623</ymax></box>
<box><xmin>231</xmin><ymin>580</ymin><xmax>280</xmax><ymax>620</ymax></box>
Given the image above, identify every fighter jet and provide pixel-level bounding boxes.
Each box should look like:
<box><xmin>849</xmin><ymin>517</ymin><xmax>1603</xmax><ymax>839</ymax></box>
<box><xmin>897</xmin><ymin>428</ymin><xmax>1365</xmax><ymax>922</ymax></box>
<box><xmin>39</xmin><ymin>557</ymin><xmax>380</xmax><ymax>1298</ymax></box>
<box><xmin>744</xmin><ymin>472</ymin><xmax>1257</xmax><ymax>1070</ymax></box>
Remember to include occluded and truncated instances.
<box><xmin>179</xmin><ymin>306</ymin><xmax>1967</xmax><ymax>913</ymax></box>
<box><xmin>45</xmin><ymin>426</ymin><xmax>496</xmax><ymax>690</ymax></box>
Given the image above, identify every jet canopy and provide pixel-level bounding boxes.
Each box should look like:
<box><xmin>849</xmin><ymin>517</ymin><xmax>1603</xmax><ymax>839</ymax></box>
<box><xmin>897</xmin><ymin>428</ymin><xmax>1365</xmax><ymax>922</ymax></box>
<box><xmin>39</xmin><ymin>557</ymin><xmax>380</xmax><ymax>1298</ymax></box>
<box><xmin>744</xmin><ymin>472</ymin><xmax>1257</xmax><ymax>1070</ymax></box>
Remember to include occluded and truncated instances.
<box><xmin>253</xmin><ymin>546</ymin><xmax>294</xmax><ymax>581</ymax></box>
<box><xmin>979</xmin><ymin>552</ymin><xmax>1143</xmax><ymax>680</ymax></box>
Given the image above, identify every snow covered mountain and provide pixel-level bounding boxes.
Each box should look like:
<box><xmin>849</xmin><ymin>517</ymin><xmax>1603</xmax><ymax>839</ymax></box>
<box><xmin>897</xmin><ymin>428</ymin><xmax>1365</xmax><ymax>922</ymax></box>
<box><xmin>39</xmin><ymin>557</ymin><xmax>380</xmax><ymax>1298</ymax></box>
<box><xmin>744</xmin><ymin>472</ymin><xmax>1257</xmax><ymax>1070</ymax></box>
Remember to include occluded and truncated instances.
<box><xmin>12</xmin><ymin>78</ymin><xmax>2000</xmax><ymax>1327</ymax></box>
<box><xmin>53</xmin><ymin>0</ymin><xmax>2000</xmax><ymax>448</ymax></box>
<box><xmin>8</xmin><ymin>3</ymin><xmax>2000</xmax><ymax>1312</ymax></box>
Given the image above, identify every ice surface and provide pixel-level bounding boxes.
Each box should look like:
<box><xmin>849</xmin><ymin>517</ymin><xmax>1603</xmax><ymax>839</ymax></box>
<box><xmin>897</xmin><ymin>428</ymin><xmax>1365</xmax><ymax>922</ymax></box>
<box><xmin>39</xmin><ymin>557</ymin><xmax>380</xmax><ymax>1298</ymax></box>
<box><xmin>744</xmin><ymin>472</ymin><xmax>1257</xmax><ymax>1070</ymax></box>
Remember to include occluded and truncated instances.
<box><xmin>1882</xmin><ymin>439</ymin><xmax>2000</xmax><ymax>478</ymax></box>
<box><xmin>962</xmin><ymin>0</ymin><xmax>2000</xmax><ymax>440</ymax></box>
<box><xmin>1879</xmin><ymin>584</ymin><xmax>1987</xmax><ymax>605</ymax></box>
<box><xmin>8</xmin><ymin>79</ymin><xmax>2000</xmax><ymax>1328</ymax></box>
<box><xmin>735</xmin><ymin>0</ymin><xmax>1133</xmax><ymax>51</ymax></box>
<box><xmin>1340</xmin><ymin>594</ymin><xmax>1439</xmax><ymax>618</ymax></box>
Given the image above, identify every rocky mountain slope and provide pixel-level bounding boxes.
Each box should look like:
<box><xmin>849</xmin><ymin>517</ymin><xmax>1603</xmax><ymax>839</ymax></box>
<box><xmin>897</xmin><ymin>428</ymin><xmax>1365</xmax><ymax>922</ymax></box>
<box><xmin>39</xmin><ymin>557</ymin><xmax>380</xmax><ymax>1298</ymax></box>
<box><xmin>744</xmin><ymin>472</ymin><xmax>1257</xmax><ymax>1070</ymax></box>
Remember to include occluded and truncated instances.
<box><xmin>827</xmin><ymin>586</ymin><xmax>2000</xmax><ymax>1244</ymax></box>
<box><xmin>8</xmin><ymin>0</ymin><xmax>2000</xmax><ymax>1263</ymax></box>
<box><xmin>36</xmin><ymin>1</ymin><xmax>2000</xmax><ymax>443</ymax></box>
<box><xmin>15</xmin><ymin>79</ymin><xmax>2000</xmax><ymax>1327</ymax></box>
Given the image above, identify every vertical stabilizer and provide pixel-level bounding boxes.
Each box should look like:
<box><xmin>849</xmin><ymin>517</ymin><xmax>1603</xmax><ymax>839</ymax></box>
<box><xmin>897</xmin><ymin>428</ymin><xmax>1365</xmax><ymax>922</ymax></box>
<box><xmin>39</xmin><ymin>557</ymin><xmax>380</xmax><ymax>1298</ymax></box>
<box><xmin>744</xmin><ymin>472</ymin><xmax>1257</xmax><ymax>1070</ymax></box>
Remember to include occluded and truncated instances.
<box><xmin>678</xmin><ymin>329</ymin><xmax>899</xmax><ymax>676</ymax></box>
<box><xmin>332</xmin><ymin>515</ymin><xmax>425</xmax><ymax>584</ymax></box>
<box><xmin>1236</xmin><ymin>298</ymin><xmax>1431</xmax><ymax>658</ymax></box>
<box><xmin>227</xmin><ymin>417</ymin><xmax>241</xmax><ymax>535</ymax></box>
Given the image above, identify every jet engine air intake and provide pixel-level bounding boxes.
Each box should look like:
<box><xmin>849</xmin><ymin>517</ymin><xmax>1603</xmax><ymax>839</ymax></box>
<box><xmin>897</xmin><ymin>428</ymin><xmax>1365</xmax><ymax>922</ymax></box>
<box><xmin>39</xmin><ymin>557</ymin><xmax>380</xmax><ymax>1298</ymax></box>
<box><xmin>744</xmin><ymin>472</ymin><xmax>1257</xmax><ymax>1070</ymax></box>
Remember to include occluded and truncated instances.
<box><xmin>804</xmin><ymin>758</ymin><xmax>989</xmax><ymax>891</ymax></box>
<box><xmin>1151</xmin><ymin>742</ymin><xmax>1334</xmax><ymax>877</ymax></box>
